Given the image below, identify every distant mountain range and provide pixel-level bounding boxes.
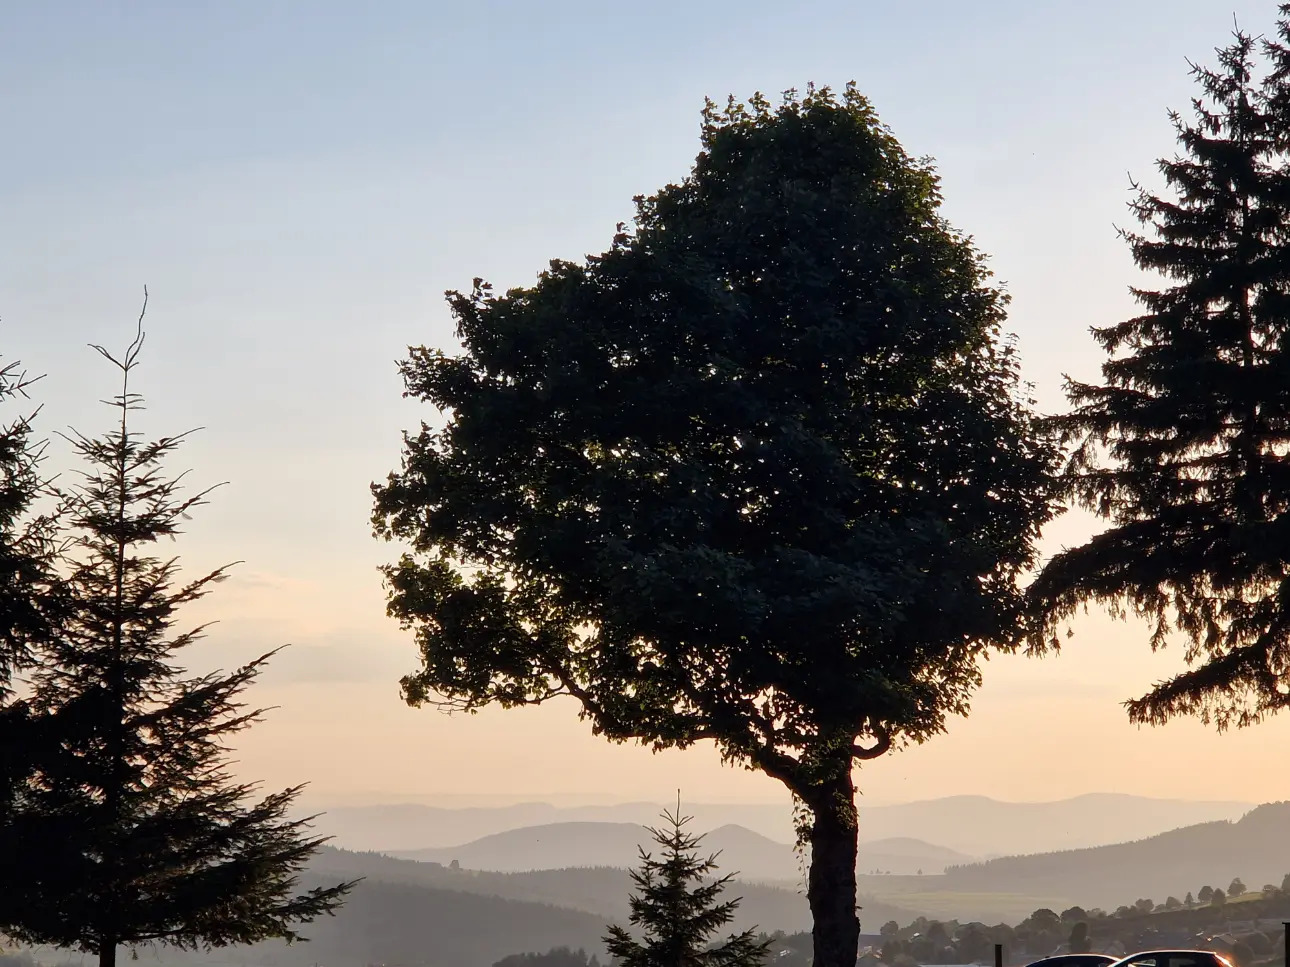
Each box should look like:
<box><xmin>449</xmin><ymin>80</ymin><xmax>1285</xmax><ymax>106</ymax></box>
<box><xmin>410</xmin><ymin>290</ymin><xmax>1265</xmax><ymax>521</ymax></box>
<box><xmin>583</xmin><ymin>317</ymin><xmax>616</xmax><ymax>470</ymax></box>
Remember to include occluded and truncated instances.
<box><xmin>312</xmin><ymin>793</ymin><xmax>1251</xmax><ymax>857</ymax></box>
<box><xmin>388</xmin><ymin>821</ymin><xmax>969</xmax><ymax>877</ymax></box>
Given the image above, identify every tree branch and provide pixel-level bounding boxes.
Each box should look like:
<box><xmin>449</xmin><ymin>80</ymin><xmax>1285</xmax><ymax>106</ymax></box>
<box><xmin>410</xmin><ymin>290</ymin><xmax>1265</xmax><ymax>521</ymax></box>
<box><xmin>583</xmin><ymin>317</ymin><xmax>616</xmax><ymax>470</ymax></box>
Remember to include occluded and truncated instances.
<box><xmin>851</xmin><ymin>724</ymin><xmax>892</xmax><ymax>760</ymax></box>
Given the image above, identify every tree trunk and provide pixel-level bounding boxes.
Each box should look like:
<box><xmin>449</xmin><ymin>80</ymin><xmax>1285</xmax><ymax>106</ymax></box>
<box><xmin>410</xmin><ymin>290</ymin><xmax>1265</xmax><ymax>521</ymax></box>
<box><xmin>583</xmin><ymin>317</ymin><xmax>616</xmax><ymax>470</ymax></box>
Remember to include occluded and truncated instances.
<box><xmin>99</xmin><ymin>937</ymin><xmax>116</xmax><ymax>967</ymax></box>
<box><xmin>806</xmin><ymin>768</ymin><xmax>860</xmax><ymax>967</ymax></box>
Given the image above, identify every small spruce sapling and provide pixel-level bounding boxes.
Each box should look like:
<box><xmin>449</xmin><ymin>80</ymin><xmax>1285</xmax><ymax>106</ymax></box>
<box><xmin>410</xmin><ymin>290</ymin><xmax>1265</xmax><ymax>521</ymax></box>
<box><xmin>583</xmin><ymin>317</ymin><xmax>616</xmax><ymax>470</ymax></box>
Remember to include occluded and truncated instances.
<box><xmin>604</xmin><ymin>807</ymin><xmax>768</xmax><ymax>967</ymax></box>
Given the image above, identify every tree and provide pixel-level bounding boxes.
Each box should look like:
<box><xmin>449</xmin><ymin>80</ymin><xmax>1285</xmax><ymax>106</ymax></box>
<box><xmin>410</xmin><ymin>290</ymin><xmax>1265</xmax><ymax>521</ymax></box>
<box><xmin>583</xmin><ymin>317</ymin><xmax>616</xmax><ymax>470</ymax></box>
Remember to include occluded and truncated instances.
<box><xmin>1211</xmin><ymin>888</ymin><xmax>1227</xmax><ymax>907</ymax></box>
<box><xmin>1068</xmin><ymin>922</ymin><xmax>1091</xmax><ymax>954</ymax></box>
<box><xmin>956</xmin><ymin>923</ymin><xmax>990</xmax><ymax>965</ymax></box>
<box><xmin>0</xmin><ymin>354</ymin><xmax>61</xmax><ymax>817</ymax></box>
<box><xmin>1199</xmin><ymin>887</ymin><xmax>1215</xmax><ymax>904</ymax></box>
<box><xmin>494</xmin><ymin>948</ymin><xmax>598</xmax><ymax>967</ymax></box>
<box><xmin>0</xmin><ymin>316</ymin><xmax>353</xmax><ymax>967</ymax></box>
<box><xmin>1026</xmin><ymin>16</ymin><xmax>1290</xmax><ymax>725</ymax></box>
<box><xmin>373</xmin><ymin>84</ymin><xmax>1058</xmax><ymax>967</ymax></box>
<box><xmin>880</xmin><ymin>922</ymin><xmax>900</xmax><ymax>939</ymax></box>
<box><xmin>0</xmin><ymin>354</ymin><xmax>51</xmax><ymax>686</ymax></box>
<box><xmin>1283</xmin><ymin>872</ymin><xmax>1290</xmax><ymax>893</ymax></box>
<box><xmin>1185</xmin><ymin>892</ymin><xmax>1196</xmax><ymax>906</ymax></box>
<box><xmin>1060</xmin><ymin>907</ymin><xmax>1088</xmax><ymax>923</ymax></box>
<box><xmin>1024</xmin><ymin>910</ymin><xmax>1062</xmax><ymax>933</ymax></box>
<box><xmin>1164</xmin><ymin>896</ymin><xmax>1182</xmax><ymax>911</ymax></box>
<box><xmin>603</xmin><ymin>807</ymin><xmax>768</xmax><ymax>967</ymax></box>
<box><xmin>1229</xmin><ymin>877</ymin><xmax>1247</xmax><ymax>897</ymax></box>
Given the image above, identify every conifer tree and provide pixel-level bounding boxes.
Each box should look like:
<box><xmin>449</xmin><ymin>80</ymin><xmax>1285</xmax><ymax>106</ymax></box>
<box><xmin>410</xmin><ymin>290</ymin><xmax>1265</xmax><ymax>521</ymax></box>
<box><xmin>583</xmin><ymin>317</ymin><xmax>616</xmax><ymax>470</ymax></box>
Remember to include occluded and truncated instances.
<box><xmin>1029</xmin><ymin>22</ymin><xmax>1290</xmax><ymax>725</ymax></box>
<box><xmin>0</xmin><ymin>353</ymin><xmax>60</xmax><ymax>822</ymax></box>
<box><xmin>0</xmin><ymin>353</ymin><xmax>56</xmax><ymax>689</ymax></box>
<box><xmin>0</xmin><ymin>310</ymin><xmax>352</xmax><ymax>967</ymax></box>
<box><xmin>604</xmin><ymin>808</ymin><xmax>768</xmax><ymax>967</ymax></box>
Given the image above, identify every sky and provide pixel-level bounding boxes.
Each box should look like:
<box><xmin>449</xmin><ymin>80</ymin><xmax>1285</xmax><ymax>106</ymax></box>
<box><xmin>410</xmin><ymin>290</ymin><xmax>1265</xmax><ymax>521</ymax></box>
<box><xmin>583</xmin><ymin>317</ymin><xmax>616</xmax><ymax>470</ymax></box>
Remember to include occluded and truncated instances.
<box><xmin>3</xmin><ymin>0</ymin><xmax>1290</xmax><ymax>812</ymax></box>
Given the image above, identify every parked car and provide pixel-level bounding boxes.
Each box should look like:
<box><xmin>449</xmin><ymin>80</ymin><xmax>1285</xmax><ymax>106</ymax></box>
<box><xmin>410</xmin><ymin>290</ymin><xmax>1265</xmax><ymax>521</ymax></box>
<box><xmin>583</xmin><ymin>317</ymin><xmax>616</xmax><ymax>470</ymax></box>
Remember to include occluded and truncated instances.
<box><xmin>1107</xmin><ymin>950</ymin><xmax>1235</xmax><ymax>967</ymax></box>
<box><xmin>1025</xmin><ymin>955</ymin><xmax>1118</xmax><ymax>967</ymax></box>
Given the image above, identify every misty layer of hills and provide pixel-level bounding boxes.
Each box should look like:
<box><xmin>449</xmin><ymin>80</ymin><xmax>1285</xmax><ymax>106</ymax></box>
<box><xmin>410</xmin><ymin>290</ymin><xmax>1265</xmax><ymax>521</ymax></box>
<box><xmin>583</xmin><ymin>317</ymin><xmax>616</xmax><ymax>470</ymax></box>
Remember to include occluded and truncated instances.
<box><xmin>53</xmin><ymin>796</ymin><xmax>1287</xmax><ymax>967</ymax></box>
<box><xmin>939</xmin><ymin>800</ymin><xmax>1290</xmax><ymax>907</ymax></box>
<box><xmin>313</xmin><ymin>793</ymin><xmax>1250</xmax><ymax>856</ymax></box>
<box><xmin>193</xmin><ymin>846</ymin><xmax>917</xmax><ymax>967</ymax></box>
<box><xmin>389</xmin><ymin>822</ymin><xmax>968</xmax><ymax>877</ymax></box>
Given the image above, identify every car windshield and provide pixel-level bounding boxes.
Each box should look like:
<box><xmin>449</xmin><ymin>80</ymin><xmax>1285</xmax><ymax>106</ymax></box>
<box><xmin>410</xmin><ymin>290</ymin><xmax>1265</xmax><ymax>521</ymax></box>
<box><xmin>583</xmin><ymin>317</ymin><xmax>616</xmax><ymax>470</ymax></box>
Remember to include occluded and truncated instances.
<box><xmin>1111</xmin><ymin>952</ymin><xmax>1231</xmax><ymax>967</ymax></box>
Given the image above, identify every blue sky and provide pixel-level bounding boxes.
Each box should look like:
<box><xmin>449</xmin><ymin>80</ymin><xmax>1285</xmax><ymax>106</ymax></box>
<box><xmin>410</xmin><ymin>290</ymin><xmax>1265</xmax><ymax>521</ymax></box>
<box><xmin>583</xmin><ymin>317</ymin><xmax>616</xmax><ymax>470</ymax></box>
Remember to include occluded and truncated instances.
<box><xmin>3</xmin><ymin>1</ymin><xmax>1288</xmax><ymax>810</ymax></box>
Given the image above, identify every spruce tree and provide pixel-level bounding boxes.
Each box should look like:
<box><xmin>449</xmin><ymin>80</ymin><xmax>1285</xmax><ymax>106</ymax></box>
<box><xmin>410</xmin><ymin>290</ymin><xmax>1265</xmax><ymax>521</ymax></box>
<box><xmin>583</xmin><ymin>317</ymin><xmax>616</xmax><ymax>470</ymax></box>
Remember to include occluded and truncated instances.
<box><xmin>0</xmin><ymin>353</ymin><xmax>60</xmax><ymax>824</ymax></box>
<box><xmin>1030</xmin><ymin>23</ymin><xmax>1290</xmax><ymax>726</ymax></box>
<box><xmin>0</xmin><ymin>312</ymin><xmax>352</xmax><ymax>967</ymax></box>
<box><xmin>604</xmin><ymin>808</ymin><xmax>768</xmax><ymax>967</ymax></box>
<box><xmin>0</xmin><ymin>353</ymin><xmax>56</xmax><ymax>689</ymax></box>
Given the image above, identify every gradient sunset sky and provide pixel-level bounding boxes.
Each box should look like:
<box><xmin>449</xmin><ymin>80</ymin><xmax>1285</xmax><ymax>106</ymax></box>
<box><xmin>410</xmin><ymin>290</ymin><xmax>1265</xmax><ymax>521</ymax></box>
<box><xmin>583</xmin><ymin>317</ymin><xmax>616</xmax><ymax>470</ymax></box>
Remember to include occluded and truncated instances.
<box><xmin>3</xmin><ymin>0</ymin><xmax>1288</xmax><ymax>810</ymax></box>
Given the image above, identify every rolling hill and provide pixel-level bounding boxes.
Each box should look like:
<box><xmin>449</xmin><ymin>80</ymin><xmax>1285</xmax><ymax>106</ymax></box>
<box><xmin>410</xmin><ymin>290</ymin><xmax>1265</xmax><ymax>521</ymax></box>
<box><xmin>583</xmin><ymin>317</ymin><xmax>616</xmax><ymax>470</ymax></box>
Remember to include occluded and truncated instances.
<box><xmin>84</xmin><ymin>844</ymin><xmax>919</xmax><ymax>967</ymax></box>
<box><xmin>305</xmin><ymin>845</ymin><xmax>920</xmax><ymax>930</ymax></box>
<box><xmin>312</xmin><ymin>793</ymin><xmax>1250</xmax><ymax>857</ymax></box>
<box><xmin>387</xmin><ymin>822</ymin><xmax>969</xmax><ymax>877</ymax></box>
<box><xmin>936</xmin><ymin>800</ymin><xmax>1290</xmax><ymax>907</ymax></box>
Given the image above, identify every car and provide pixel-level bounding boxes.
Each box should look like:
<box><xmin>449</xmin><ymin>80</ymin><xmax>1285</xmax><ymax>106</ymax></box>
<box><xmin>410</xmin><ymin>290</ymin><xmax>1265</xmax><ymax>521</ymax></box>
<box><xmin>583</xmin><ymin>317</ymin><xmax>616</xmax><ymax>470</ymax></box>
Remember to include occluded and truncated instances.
<box><xmin>1107</xmin><ymin>950</ymin><xmax>1235</xmax><ymax>967</ymax></box>
<box><xmin>1024</xmin><ymin>955</ymin><xmax>1119</xmax><ymax>967</ymax></box>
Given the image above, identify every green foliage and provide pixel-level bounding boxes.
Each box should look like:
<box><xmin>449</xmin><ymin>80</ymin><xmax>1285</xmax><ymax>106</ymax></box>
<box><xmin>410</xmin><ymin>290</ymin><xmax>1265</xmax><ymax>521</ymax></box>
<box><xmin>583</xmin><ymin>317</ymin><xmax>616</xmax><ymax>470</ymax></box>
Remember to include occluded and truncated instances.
<box><xmin>0</xmin><ymin>353</ymin><xmax>53</xmax><ymax>689</ymax></box>
<box><xmin>1228</xmin><ymin>877</ymin><xmax>1246</xmax><ymax>897</ymax></box>
<box><xmin>493</xmin><ymin>946</ymin><xmax>601</xmax><ymax>967</ymax></box>
<box><xmin>1029</xmin><ymin>12</ymin><xmax>1290</xmax><ymax>726</ymax></box>
<box><xmin>603</xmin><ymin>809</ymin><xmax>768</xmax><ymax>967</ymax></box>
<box><xmin>0</xmin><ymin>354</ymin><xmax>58</xmax><ymax>828</ymax></box>
<box><xmin>1198</xmin><ymin>886</ymin><xmax>1214</xmax><ymax>903</ymax></box>
<box><xmin>1068</xmin><ymin>921</ymin><xmax>1091</xmax><ymax>954</ymax></box>
<box><xmin>0</xmin><ymin>317</ymin><xmax>352</xmax><ymax>965</ymax></box>
<box><xmin>374</xmin><ymin>81</ymin><xmax>1057</xmax><ymax>967</ymax></box>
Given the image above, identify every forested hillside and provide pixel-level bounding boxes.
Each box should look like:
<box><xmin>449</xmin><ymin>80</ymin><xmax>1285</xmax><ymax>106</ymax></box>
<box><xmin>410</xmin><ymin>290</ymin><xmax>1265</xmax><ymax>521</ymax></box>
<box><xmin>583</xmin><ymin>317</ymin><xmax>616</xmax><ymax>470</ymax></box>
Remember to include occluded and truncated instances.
<box><xmin>941</xmin><ymin>803</ymin><xmax>1290</xmax><ymax>906</ymax></box>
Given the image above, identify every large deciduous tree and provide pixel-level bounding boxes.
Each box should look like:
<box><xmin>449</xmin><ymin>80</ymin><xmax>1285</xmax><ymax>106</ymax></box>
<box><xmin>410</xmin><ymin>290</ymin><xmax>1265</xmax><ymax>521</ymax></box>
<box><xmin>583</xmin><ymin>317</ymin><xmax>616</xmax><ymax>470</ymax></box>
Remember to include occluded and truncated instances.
<box><xmin>1028</xmin><ymin>18</ymin><xmax>1290</xmax><ymax>726</ymax></box>
<box><xmin>0</xmin><ymin>311</ymin><xmax>352</xmax><ymax>967</ymax></box>
<box><xmin>374</xmin><ymin>85</ymin><xmax>1057</xmax><ymax>967</ymax></box>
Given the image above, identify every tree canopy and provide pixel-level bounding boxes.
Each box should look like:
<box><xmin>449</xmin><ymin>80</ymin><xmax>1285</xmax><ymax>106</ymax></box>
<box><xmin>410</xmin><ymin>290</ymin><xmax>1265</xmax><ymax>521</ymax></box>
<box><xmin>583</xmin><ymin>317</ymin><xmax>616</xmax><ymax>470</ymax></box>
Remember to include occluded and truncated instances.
<box><xmin>1028</xmin><ymin>14</ymin><xmax>1290</xmax><ymax>726</ymax></box>
<box><xmin>375</xmin><ymin>83</ymin><xmax>1057</xmax><ymax>967</ymax></box>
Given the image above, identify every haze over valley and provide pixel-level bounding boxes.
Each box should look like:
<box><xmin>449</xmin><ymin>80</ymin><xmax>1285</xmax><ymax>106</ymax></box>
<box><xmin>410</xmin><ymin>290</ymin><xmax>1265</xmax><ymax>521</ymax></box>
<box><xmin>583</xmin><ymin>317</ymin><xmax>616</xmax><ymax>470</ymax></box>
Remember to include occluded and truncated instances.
<box><xmin>7</xmin><ymin>4</ymin><xmax>1290</xmax><ymax>967</ymax></box>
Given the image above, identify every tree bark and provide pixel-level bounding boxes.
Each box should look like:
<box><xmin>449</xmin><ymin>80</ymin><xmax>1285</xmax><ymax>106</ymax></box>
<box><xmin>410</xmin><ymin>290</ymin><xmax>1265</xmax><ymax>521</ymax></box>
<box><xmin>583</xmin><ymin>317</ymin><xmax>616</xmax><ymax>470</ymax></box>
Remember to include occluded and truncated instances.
<box><xmin>806</xmin><ymin>767</ymin><xmax>860</xmax><ymax>967</ymax></box>
<box><xmin>99</xmin><ymin>937</ymin><xmax>116</xmax><ymax>967</ymax></box>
